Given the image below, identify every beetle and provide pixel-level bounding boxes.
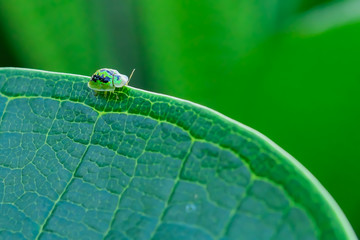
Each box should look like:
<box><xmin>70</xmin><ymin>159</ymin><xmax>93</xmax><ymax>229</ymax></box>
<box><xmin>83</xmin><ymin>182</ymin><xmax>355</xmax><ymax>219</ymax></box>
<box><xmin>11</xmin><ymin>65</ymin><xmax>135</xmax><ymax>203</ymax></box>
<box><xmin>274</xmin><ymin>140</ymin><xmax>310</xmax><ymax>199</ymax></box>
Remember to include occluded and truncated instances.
<box><xmin>88</xmin><ymin>68</ymin><xmax>135</xmax><ymax>96</ymax></box>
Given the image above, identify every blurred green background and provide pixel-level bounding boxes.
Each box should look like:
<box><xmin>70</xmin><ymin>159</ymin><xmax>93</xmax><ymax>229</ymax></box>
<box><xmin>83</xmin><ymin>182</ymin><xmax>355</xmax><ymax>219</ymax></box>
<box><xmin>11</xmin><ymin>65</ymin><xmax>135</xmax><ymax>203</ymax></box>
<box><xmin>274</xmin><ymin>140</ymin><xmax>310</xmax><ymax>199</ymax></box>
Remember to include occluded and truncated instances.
<box><xmin>0</xmin><ymin>0</ymin><xmax>359</xmax><ymax>236</ymax></box>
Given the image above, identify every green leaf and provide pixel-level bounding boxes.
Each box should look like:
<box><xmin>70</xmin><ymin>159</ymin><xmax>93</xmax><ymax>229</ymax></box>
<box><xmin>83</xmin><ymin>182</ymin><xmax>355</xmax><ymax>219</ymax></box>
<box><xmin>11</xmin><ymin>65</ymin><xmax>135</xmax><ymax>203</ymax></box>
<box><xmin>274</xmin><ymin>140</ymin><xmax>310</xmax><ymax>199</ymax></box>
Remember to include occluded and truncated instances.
<box><xmin>135</xmin><ymin>1</ymin><xmax>360</xmax><ymax>235</ymax></box>
<box><xmin>0</xmin><ymin>68</ymin><xmax>356</xmax><ymax>240</ymax></box>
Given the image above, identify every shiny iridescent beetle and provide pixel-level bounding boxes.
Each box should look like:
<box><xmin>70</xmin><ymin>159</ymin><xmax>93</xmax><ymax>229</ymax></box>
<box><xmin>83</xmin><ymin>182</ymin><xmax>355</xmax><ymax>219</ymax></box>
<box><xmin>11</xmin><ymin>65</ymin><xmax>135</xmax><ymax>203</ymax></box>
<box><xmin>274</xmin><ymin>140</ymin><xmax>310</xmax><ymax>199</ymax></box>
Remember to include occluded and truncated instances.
<box><xmin>88</xmin><ymin>68</ymin><xmax>135</xmax><ymax>95</ymax></box>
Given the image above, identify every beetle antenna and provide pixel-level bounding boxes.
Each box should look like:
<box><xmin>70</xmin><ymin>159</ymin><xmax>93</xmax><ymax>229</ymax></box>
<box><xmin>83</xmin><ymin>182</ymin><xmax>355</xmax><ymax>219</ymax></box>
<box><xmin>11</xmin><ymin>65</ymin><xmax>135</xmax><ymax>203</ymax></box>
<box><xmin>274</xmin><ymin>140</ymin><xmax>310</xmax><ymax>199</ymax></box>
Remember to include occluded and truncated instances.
<box><xmin>127</xmin><ymin>69</ymin><xmax>136</xmax><ymax>85</ymax></box>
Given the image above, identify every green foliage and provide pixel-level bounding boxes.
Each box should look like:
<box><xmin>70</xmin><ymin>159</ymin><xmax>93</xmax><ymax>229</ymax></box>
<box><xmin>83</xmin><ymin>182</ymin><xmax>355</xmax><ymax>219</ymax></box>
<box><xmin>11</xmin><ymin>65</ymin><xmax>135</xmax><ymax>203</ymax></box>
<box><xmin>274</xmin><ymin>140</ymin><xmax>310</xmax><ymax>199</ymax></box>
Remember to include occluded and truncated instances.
<box><xmin>135</xmin><ymin>1</ymin><xmax>360</xmax><ymax>234</ymax></box>
<box><xmin>0</xmin><ymin>0</ymin><xmax>115</xmax><ymax>75</ymax></box>
<box><xmin>0</xmin><ymin>68</ymin><xmax>356</xmax><ymax>239</ymax></box>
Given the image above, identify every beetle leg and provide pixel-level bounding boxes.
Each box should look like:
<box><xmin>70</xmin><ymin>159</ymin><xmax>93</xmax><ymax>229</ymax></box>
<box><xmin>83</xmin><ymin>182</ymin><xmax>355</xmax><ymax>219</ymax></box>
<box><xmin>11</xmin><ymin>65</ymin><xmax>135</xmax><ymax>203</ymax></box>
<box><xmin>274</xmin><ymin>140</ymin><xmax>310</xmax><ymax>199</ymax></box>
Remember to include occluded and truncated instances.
<box><xmin>111</xmin><ymin>89</ymin><xmax>118</xmax><ymax>100</ymax></box>
<box><xmin>104</xmin><ymin>91</ymin><xmax>108</xmax><ymax>97</ymax></box>
<box><xmin>112</xmin><ymin>90</ymin><xmax>119</xmax><ymax>100</ymax></box>
<box><xmin>94</xmin><ymin>91</ymin><xmax>98</xmax><ymax>96</ymax></box>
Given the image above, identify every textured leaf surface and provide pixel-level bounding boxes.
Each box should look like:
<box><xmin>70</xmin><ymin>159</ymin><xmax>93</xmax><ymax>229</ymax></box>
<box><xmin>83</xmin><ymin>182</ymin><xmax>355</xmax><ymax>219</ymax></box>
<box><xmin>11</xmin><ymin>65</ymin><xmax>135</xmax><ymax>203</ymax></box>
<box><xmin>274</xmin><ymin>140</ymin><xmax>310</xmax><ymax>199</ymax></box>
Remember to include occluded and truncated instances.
<box><xmin>136</xmin><ymin>1</ymin><xmax>360</xmax><ymax>234</ymax></box>
<box><xmin>0</xmin><ymin>68</ymin><xmax>355</xmax><ymax>240</ymax></box>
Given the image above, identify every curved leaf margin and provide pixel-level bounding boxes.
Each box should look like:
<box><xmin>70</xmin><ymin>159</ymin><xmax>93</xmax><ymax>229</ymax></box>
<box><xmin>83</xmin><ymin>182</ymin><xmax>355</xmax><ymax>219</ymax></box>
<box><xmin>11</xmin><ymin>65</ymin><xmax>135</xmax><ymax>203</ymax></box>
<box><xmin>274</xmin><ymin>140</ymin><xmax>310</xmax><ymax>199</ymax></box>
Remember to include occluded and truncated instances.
<box><xmin>0</xmin><ymin>67</ymin><xmax>356</xmax><ymax>240</ymax></box>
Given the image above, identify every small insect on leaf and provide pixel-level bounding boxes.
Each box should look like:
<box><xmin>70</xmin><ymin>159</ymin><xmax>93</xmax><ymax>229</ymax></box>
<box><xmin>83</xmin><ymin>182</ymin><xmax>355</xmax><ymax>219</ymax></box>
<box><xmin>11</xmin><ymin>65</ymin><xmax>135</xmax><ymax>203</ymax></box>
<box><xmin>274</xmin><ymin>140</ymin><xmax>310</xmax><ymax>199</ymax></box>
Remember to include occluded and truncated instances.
<box><xmin>88</xmin><ymin>68</ymin><xmax>134</xmax><ymax>94</ymax></box>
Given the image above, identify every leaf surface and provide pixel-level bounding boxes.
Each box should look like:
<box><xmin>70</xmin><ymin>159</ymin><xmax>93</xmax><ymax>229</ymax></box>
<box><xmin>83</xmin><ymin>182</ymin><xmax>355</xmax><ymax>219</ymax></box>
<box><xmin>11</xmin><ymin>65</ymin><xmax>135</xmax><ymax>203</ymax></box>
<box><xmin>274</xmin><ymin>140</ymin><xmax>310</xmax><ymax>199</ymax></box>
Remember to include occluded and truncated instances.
<box><xmin>135</xmin><ymin>1</ymin><xmax>360</xmax><ymax>234</ymax></box>
<box><xmin>0</xmin><ymin>68</ymin><xmax>356</xmax><ymax>240</ymax></box>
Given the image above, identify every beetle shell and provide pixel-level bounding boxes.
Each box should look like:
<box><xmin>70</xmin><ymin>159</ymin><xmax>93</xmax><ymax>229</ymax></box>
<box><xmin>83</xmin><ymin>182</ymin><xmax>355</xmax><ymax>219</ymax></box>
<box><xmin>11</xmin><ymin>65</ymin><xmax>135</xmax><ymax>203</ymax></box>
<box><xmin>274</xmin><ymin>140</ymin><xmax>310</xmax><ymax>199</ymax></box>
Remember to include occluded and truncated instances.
<box><xmin>88</xmin><ymin>68</ymin><xmax>129</xmax><ymax>91</ymax></box>
<box><xmin>113</xmin><ymin>72</ymin><xmax>129</xmax><ymax>88</ymax></box>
